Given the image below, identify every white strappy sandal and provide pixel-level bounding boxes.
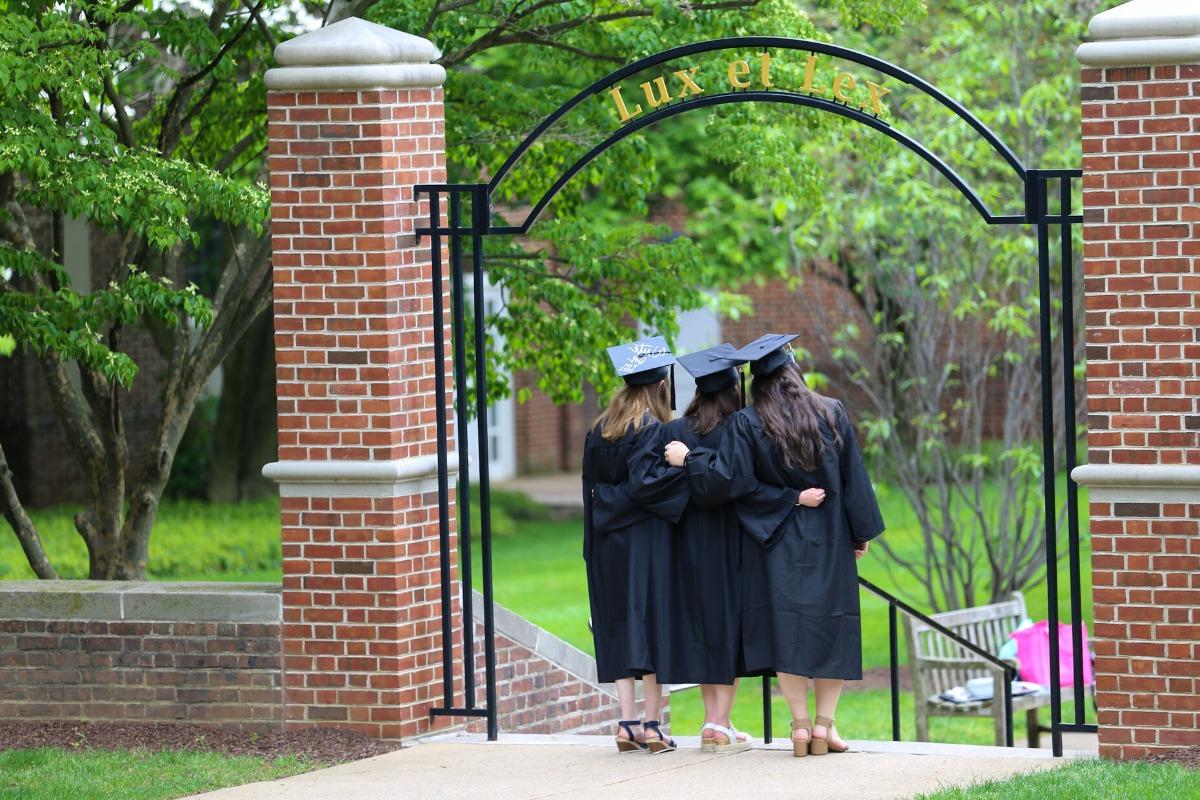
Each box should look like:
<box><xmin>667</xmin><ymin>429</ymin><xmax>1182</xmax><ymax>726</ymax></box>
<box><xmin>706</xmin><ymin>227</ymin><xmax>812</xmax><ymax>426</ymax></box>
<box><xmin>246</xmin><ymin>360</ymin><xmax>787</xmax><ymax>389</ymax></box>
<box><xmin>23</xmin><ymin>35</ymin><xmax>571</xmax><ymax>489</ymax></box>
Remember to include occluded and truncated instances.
<box><xmin>699</xmin><ymin>722</ymin><xmax>754</xmax><ymax>754</ymax></box>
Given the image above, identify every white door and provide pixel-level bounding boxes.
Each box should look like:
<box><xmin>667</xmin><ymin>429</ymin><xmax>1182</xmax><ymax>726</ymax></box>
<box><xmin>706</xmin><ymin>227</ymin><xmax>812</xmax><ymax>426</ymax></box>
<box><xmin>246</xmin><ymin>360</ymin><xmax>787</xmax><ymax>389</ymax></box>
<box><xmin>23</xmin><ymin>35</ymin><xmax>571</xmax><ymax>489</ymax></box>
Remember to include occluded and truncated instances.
<box><xmin>669</xmin><ymin>305</ymin><xmax>722</xmax><ymax>415</ymax></box>
<box><xmin>463</xmin><ymin>273</ymin><xmax>516</xmax><ymax>481</ymax></box>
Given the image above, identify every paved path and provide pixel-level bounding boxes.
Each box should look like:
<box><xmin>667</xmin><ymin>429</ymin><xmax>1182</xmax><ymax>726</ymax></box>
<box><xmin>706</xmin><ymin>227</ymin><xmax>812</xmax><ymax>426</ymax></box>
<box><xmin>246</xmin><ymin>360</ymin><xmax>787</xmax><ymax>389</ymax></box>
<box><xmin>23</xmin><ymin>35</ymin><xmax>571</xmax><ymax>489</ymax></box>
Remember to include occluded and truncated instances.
<box><xmin>497</xmin><ymin>472</ymin><xmax>583</xmax><ymax>511</ymax></box>
<box><xmin>190</xmin><ymin>734</ymin><xmax>1092</xmax><ymax>800</ymax></box>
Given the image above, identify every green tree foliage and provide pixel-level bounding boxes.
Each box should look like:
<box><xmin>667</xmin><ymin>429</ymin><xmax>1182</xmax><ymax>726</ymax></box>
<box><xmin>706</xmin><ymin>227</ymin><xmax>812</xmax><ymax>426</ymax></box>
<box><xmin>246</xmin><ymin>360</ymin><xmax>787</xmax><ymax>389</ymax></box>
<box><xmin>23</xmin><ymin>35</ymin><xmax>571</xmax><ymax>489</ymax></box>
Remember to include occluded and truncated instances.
<box><xmin>780</xmin><ymin>0</ymin><xmax>1109</xmax><ymax>609</ymax></box>
<box><xmin>370</xmin><ymin>0</ymin><xmax>923</xmax><ymax>402</ymax></box>
<box><xmin>0</xmin><ymin>0</ymin><xmax>926</xmax><ymax>578</ymax></box>
<box><xmin>0</xmin><ymin>2</ymin><xmax>277</xmax><ymax>578</ymax></box>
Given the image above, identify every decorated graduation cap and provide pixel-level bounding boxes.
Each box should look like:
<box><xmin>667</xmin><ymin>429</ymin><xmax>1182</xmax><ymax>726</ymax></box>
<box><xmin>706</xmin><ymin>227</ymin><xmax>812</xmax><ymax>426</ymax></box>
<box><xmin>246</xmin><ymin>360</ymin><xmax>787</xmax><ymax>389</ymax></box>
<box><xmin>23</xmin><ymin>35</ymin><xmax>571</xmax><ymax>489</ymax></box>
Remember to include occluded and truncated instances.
<box><xmin>733</xmin><ymin>332</ymin><xmax>799</xmax><ymax>378</ymax></box>
<box><xmin>606</xmin><ymin>335</ymin><xmax>678</xmax><ymax>409</ymax></box>
<box><xmin>677</xmin><ymin>343</ymin><xmax>746</xmax><ymax>396</ymax></box>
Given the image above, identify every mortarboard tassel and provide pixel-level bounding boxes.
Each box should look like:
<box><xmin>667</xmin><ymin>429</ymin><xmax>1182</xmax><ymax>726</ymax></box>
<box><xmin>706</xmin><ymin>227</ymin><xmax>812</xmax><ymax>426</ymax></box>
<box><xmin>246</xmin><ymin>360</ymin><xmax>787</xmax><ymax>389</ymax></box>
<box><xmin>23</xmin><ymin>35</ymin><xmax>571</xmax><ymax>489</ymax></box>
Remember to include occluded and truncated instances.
<box><xmin>739</xmin><ymin>366</ymin><xmax>747</xmax><ymax>410</ymax></box>
<box><xmin>669</xmin><ymin>363</ymin><xmax>676</xmax><ymax>411</ymax></box>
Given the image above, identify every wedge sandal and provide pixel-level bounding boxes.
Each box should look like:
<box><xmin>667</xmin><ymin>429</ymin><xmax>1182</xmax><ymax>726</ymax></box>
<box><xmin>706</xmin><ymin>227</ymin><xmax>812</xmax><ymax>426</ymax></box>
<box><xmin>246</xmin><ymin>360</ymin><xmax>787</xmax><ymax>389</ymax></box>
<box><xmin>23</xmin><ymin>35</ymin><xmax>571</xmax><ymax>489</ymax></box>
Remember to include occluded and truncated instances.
<box><xmin>642</xmin><ymin>720</ymin><xmax>676</xmax><ymax>754</ymax></box>
<box><xmin>614</xmin><ymin>720</ymin><xmax>646</xmax><ymax>753</ymax></box>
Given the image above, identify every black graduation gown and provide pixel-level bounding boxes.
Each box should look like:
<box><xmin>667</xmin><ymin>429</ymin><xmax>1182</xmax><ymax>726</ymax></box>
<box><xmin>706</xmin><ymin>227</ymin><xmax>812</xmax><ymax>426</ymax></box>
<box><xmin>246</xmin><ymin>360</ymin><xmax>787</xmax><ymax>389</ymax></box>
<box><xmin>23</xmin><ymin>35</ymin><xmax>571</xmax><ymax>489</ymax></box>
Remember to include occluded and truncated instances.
<box><xmin>582</xmin><ymin>419</ymin><xmax>688</xmax><ymax>683</ymax></box>
<box><xmin>685</xmin><ymin>400</ymin><xmax>885</xmax><ymax>680</ymax></box>
<box><xmin>644</xmin><ymin>416</ymin><xmax>798</xmax><ymax>685</ymax></box>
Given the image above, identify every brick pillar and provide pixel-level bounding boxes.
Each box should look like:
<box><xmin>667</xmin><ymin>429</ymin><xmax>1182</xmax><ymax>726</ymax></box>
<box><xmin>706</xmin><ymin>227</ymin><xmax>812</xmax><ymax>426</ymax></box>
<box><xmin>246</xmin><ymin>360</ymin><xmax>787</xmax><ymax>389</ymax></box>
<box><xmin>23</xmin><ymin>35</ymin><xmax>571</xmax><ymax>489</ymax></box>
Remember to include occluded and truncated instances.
<box><xmin>1075</xmin><ymin>1</ymin><xmax>1200</xmax><ymax>761</ymax></box>
<box><xmin>261</xmin><ymin>18</ymin><xmax>455</xmax><ymax>740</ymax></box>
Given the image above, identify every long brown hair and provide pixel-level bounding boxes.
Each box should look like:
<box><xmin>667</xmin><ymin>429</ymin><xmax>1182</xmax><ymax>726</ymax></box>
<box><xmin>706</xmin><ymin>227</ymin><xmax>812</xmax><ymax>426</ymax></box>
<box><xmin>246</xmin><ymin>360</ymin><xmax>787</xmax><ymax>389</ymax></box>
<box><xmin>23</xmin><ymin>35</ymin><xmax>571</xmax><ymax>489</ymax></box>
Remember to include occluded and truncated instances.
<box><xmin>750</xmin><ymin>362</ymin><xmax>841</xmax><ymax>470</ymax></box>
<box><xmin>594</xmin><ymin>379</ymin><xmax>671</xmax><ymax>441</ymax></box>
<box><xmin>684</xmin><ymin>385</ymin><xmax>740</xmax><ymax>437</ymax></box>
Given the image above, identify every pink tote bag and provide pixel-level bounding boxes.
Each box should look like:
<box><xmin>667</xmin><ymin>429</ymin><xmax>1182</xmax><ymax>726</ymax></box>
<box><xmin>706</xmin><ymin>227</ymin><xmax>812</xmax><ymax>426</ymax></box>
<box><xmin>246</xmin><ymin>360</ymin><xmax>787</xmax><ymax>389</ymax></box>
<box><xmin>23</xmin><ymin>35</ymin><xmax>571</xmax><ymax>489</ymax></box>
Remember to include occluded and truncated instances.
<box><xmin>1010</xmin><ymin>620</ymin><xmax>1094</xmax><ymax>688</ymax></box>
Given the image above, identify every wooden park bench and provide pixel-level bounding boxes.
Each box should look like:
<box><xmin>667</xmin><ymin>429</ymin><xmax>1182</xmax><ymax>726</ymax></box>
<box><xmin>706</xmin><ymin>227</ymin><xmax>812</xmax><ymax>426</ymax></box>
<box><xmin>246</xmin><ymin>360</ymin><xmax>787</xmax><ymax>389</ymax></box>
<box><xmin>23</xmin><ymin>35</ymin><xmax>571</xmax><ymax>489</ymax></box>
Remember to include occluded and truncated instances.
<box><xmin>904</xmin><ymin>591</ymin><xmax>1091</xmax><ymax>748</ymax></box>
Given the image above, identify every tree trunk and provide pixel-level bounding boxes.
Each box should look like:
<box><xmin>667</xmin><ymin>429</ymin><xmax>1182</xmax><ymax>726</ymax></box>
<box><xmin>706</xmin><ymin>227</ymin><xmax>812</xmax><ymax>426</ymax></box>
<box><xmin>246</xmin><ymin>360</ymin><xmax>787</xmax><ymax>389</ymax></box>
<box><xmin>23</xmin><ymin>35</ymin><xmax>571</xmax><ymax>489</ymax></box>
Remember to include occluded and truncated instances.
<box><xmin>0</xmin><ymin>441</ymin><xmax>59</xmax><ymax>578</ymax></box>
<box><xmin>207</xmin><ymin>308</ymin><xmax>277</xmax><ymax>502</ymax></box>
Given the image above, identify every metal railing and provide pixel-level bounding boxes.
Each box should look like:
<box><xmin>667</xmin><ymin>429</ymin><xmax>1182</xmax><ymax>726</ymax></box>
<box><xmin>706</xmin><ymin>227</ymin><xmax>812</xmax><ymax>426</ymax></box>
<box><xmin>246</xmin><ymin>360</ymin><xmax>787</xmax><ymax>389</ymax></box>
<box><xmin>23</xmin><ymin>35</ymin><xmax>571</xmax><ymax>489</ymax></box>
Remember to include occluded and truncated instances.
<box><xmin>756</xmin><ymin>577</ymin><xmax>1019</xmax><ymax>747</ymax></box>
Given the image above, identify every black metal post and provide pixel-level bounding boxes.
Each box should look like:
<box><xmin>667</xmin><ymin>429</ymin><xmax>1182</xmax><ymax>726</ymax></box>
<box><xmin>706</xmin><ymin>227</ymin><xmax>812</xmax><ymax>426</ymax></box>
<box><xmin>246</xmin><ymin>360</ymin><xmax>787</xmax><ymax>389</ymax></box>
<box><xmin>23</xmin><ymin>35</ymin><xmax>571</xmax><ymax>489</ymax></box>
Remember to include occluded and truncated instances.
<box><xmin>889</xmin><ymin>601</ymin><xmax>901</xmax><ymax>742</ymax></box>
<box><xmin>1060</xmin><ymin>178</ymin><xmax>1087</xmax><ymax>724</ymax></box>
<box><xmin>448</xmin><ymin>192</ymin><xmax>476</xmax><ymax>710</ymax></box>
<box><xmin>428</xmin><ymin>191</ymin><xmax>455</xmax><ymax>711</ymax></box>
<box><xmin>1003</xmin><ymin>667</ymin><xmax>1014</xmax><ymax>748</ymax></box>
<box><xmin>1032</xmin><ymin>171</ymin><xmax>1064</xmax><ymax>758</ymax></box>
<box><xmin>470</xmin><ymin>187</ymin><xmax>499</xmax><ymax>741</ymax></box>
<box><xmin>762</xmin><ymin>676</ymin><xmax>772</xmax><ymax>744</ymax></box>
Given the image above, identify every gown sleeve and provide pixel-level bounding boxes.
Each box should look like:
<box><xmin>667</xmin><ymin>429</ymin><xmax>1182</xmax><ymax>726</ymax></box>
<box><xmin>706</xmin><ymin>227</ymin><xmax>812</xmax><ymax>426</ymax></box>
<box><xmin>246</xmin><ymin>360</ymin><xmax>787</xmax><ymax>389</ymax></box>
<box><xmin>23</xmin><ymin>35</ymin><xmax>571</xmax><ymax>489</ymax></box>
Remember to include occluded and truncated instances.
<box><xmin>590</xmin><ymin>422</ymin><xmax>688</xmax><ymax>530</ymax></box>
<box><xmin>582</xmin><ymin>431</ymin><xmax>643</xmax><ymax>551</ymax></box>
<box><xmin>582</xmin><ymin>475</ymin><xmax>593</xmax><ymax>561</ymax></box>
<box><xmin>836</xmin><ymin>401</ymin><xmax>886</xmax><ymax>543</ymax></box>
<box><xmin>685</xmin><ymin>412</ymin><xmax>798</xmax><ymax>547</ymax></box>
<box><xmin>626</xmin><ymin>422</ymin><xmax>689</xmax><ymax>524</ymax></box>
<box><xmin>682</xmin><ymin>413</ymin><xmax>753</xmax><ymax>504</ymax></box>
<box><xmin>591</xmin><ymin>481</ymin><xmax>652</xmax><ymax>531</ymax></box>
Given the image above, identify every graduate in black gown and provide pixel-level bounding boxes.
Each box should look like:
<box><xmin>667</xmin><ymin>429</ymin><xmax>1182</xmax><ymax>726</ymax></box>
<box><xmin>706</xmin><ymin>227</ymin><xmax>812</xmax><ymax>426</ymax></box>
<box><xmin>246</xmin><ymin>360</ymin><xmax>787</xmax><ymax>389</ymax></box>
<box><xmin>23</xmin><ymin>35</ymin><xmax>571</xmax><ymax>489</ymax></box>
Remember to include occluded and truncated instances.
<box><xmin>583</xmin><ymin>336</ymin><xmax>687</xmax><ymax>754</ymax></box>
<box><xmin>646</xmin><ymin>344</ymin><xmax>804</xmax><ymax>753</ymax></box>
<box><xmin>664</xmin><ymin>333</ymin><xmax>885</xmax><ymax>758</ymax></box>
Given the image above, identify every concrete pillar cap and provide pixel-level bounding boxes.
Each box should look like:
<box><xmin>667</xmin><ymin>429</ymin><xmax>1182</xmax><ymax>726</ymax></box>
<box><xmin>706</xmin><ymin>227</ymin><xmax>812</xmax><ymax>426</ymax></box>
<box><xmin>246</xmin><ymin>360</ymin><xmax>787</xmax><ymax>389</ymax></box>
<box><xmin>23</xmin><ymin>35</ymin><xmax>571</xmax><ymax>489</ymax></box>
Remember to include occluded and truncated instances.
<box><xmin>1077</xmin><ymin>0</ymin><xmax>1200</xmax><ymax>67</ymax></box>
<box><xmin>265</xmin><ymin>17</ymin><xmax>445</xmax><ymax>90</ymax></box>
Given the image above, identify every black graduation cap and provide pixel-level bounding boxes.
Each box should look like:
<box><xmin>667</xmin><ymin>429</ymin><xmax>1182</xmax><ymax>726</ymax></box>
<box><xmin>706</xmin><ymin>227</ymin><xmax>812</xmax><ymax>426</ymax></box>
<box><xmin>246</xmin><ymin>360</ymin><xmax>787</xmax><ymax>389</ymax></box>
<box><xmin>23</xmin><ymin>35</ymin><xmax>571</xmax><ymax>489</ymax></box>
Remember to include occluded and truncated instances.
<box><xmin>733</xmin><ymin>333</ymin><xmax>799</xmax><ymax>378</ymax></box>
<box><xmin>677</xmin><ymin>343</ymin><xmax>746</xmax><ymax>395</ymax></box>
<box><xmin>606</xmin><ymin>335</ymin><xmax>675</xmax><ymax>386</ymax></box>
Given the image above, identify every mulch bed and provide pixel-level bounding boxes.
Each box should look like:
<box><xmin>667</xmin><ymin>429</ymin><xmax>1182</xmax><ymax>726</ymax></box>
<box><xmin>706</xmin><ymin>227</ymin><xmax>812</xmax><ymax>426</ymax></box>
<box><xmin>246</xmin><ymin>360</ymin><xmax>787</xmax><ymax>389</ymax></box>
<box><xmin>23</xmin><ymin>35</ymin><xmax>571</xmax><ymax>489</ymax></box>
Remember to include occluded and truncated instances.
<box><xmin>0</xmin><ymin>720</ymin><xmax>401</xmax><ymax>764</ymax></box>
<box><xmin>1146</xmin><ymin>746</ymin><xmax>1200</xmax><ymax>770</ymax></box>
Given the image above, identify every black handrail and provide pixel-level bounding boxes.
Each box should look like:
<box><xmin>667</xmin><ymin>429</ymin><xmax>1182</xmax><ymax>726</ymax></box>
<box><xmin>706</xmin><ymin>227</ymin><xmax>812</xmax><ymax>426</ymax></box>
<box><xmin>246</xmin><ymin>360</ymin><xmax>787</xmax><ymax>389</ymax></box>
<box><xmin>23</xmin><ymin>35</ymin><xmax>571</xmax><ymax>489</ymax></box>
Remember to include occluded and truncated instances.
<box><xmin>857</xmin><ymin>577</ymin><xmax>1016</xmax><ymax>748</ymax></box>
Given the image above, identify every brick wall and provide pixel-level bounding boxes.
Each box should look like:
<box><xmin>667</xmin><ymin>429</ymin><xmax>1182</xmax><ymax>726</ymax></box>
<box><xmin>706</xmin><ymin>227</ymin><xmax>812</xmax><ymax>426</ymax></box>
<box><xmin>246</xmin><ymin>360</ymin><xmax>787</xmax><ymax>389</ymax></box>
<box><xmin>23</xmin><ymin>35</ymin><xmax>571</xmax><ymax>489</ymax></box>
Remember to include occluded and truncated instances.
<box><xmin>0</xmin><ymin>582</ymin><xmax>631</xmax><ymax>740</ymax></box>
<box><xmin>0</xmin><ymin>618</ymin><xmax>282</xmax><ymax>730</ymax></box>
<box><xmin>461</xmin><ymin>599</ymin><xmax>637</xmax><ymax>736</ymax></box>
<box><xmin>513</xmin><ymin>371</ymin><xmax>597</xmax><ymax>475</ymax></box>
<box><xmin>1078</xmin><ymin>60</ymin><xmax>1200</xmax><ymax>760</ymax></box>
<box><xmin>0</xmin><ymin>583</ymin><xmax>281</xmax><ymax>731</ymax></box>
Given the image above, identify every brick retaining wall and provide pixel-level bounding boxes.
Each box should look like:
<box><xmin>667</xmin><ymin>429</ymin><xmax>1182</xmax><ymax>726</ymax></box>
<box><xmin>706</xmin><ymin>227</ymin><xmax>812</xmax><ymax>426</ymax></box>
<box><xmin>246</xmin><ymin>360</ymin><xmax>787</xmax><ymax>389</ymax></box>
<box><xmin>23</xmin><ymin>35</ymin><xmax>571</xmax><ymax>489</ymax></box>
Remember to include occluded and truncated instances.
<box><xmin>0</xmin><ymin>583</ymin><xmax>282</xmax><ymax>731</ymax></box>
<box><xmin>0</xmin><ymin>582</ymin><xmax>631</xmax><ymax>739</ymax></box>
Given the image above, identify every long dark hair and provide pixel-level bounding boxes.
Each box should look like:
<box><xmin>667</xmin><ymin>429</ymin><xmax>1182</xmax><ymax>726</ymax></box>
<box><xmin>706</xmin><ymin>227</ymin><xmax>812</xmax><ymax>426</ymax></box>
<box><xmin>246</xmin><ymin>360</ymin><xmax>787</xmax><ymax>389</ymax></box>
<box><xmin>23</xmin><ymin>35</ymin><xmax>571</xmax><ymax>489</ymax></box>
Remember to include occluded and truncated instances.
<box><xmin>684</xmin><ymin>384</ymin><xmax>740</xmax><ymax>437</ymax></box>
<box><xmin>750</xmin><ymin>362</ymin><xmax>842</xmax><ymax>470</ymax></box>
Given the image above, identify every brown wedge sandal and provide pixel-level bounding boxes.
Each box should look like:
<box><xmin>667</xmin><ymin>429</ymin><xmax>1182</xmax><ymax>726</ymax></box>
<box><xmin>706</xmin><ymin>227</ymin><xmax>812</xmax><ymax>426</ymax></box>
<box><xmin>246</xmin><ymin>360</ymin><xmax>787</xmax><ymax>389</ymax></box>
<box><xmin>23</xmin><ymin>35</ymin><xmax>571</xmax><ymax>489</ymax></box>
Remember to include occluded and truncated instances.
<box><xmin>790</xmin><ymin>718</ymin><xmax>812</xmax><ymax>757</ymax></box>
<box><xmin>643</xmin><ymin>720</ymin><xmax>676</xmax><ymax>754</ymax></box>
<box><xmin>615</xmin><ymin>720</ymin><xmax>646</xmax><ymax>753</ymax></box>
<box><xmin>810</xmin><ymin>715</ymin><xmax>849</xmax><ymax>755</ymax></box>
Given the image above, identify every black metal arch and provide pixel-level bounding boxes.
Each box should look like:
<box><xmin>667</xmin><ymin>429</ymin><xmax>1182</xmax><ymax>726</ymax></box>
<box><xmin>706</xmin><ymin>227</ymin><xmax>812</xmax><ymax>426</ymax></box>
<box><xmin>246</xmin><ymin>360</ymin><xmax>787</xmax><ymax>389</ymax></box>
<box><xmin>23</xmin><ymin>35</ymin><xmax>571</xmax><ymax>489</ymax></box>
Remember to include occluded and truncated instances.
<box><xmin>494</xmin><ymin>89</ymin><xmax>1023</xmax><ymax>235</ymax></box>
<box><xmin>488</xmin><ymin>35</ymin><xmax>1028</xmax><ymax>221</ymax></box>
<box><xmin>417</xmin><ymin>33</ymin><xmax>1091</xmax><ymax>758</ymax></box>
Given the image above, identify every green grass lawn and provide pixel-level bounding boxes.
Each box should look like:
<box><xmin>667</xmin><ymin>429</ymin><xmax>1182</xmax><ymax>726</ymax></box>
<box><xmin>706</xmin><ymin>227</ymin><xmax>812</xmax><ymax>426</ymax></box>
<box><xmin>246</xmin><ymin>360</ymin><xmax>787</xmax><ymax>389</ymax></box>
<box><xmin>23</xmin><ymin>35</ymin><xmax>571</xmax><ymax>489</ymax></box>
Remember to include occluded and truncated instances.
<box><xmin>0</xmin><ymin>499</ymin><xmax>282</xmax><ymax>581</ymax></box>
<box><xmin>0</xmin><ymin>748</ymin><xmax>316</xmax><ymax>800</ymax></box>
<box><xmin>915</xmin><ymin>758</ymin><xmax>1200</xmax><ymax>800</ymax></box>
